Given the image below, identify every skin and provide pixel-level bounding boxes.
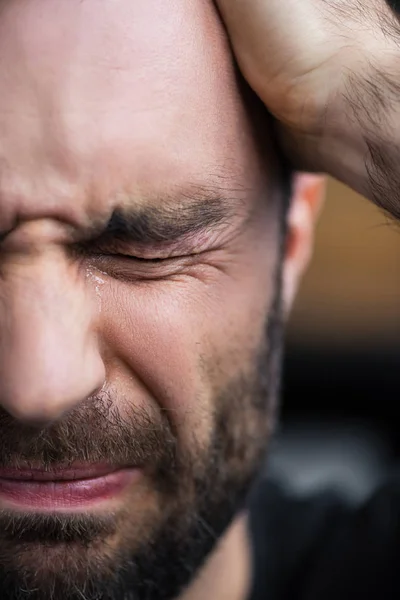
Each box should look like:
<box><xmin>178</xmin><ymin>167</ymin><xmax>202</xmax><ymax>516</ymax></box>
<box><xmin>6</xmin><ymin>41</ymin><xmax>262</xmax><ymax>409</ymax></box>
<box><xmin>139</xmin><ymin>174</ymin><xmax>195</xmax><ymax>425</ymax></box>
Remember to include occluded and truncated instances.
<box><xmin>0</xmin><ymin>0</ymin><xmax>323</xmax><ymax>598</ymax></box>
<box><xmin>216</xmin><ymin>0</ymin><xmax>400</xmax><ymax>214</ymax></box>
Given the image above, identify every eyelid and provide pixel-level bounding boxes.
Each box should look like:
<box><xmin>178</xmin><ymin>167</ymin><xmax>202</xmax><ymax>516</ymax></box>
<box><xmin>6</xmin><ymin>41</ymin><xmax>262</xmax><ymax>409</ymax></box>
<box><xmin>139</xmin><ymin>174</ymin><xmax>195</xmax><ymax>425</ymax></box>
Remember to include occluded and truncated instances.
<box><xmin>76</xmin><ymin>234</ymin><xmax>211</xmax><ymax>261</ymax></box>
<box><xmin>84</xmin><ymin>246</ymin><xmax>185</xmax><ymax>262</ymax></box>
<box><xmin>83</xmin><ymin>250</ymin><xmax>199</xmax><ymax>283</ymax></box>
<box><xmin>109</xmin><ymin>253</ymin><xmax>173</xmax><ymax>263</ymax></box>
<box><xmin>75</xmin><ymin>221</ymin><xmax>233</xmax><ymax>269</ymax></box>
<box><xmin>75</xmin><ymin>238</ymin><xmax>177</xmax><ymax>260</ymax></box>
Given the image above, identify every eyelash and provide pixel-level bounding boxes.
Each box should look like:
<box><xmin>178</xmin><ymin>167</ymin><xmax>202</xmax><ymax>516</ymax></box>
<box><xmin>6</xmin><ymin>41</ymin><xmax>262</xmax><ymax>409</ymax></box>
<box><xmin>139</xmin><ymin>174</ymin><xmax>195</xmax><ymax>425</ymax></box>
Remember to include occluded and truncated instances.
<box><xmin>104</xmin><ymin>252</ymin><xmax>170</xmax><ymax>263</ymax></box>
<box><xmin>74</xmin><ymin>240</ymin><xmax>214</xmax><ymax>283</ymax></box>
<box><xmin>75</xmin><ymin>242</ymin><xmax>180</xmax><ymax>263</ymax></box>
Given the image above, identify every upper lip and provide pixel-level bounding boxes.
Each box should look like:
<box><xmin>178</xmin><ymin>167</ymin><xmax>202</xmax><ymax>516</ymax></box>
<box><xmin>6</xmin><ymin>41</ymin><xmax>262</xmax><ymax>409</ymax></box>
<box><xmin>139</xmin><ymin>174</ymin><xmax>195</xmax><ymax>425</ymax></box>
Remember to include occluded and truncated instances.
<box><xmin>0</xmin><ymin>464</ymin><xmax>119</xmax><ymax>482</ymax></box>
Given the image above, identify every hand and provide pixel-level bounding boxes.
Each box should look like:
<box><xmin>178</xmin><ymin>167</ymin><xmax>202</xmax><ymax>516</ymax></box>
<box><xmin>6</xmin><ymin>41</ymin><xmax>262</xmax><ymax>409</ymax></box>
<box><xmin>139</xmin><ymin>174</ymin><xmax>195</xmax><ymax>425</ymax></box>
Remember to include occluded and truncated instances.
<box><xmin>215</xmin><ymin>0</ymin><xmax>400</xmax><ymax>217</ymax></box>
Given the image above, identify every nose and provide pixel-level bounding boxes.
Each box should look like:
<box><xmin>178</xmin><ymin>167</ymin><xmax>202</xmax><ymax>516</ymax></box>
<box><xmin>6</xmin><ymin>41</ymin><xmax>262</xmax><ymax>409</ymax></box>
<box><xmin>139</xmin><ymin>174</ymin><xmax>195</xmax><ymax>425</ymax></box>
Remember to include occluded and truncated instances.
<box><xmin>0</xmin><ymin>249</ymin><xmax>105</xmax><ymax>425</ymax></box>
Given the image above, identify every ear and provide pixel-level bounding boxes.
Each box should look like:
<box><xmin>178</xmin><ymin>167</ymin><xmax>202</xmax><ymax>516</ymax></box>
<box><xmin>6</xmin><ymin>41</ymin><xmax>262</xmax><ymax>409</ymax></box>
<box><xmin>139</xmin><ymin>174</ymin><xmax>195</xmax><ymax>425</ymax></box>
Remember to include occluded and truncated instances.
<box><xmin>282</xmin><ymin>173</ymin><xmax>326</xmax><ymax>315</ymax></box>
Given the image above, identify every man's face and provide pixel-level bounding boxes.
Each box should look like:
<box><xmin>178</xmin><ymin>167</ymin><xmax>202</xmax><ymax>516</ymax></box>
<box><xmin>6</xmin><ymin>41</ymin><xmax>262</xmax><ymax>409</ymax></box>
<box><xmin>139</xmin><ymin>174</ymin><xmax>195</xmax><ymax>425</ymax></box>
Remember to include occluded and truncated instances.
<box><xmin>0</xmin><ymin>1</ymin><xmax>286</xmax><ymax>598</ymax></box>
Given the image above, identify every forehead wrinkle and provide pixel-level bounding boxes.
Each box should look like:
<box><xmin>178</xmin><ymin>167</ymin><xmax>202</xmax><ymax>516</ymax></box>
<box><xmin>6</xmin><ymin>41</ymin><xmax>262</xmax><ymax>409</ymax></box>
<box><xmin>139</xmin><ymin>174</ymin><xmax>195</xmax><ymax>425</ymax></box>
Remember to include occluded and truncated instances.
<box><xmin>0</xmin><ymin>0</ymin><xmax>276</xmax><ymax>248</ymax></box>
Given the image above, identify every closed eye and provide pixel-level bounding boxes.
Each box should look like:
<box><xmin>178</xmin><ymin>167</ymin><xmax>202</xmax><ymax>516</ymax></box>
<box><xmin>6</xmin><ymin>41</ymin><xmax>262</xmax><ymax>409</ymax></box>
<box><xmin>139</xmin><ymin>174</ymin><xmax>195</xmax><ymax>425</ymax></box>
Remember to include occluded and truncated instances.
<box><xmin>102</xmin><ymin>252</ymin><xmax>172</xmax><ymax>263</ymax></box>
<box><xmin>73</xmin><ymin>240</ymin><xmax>185</xmax><ymax>263</ymax></box>
<box><xmin>72</xmin><ymin>241</ymin><xmax>201</xmax><ymax>283</ymax></box>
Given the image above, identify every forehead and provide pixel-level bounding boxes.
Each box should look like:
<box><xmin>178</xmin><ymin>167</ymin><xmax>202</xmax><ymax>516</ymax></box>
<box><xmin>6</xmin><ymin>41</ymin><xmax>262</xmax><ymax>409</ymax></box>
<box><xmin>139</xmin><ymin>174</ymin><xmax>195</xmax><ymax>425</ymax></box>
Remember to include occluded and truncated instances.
<box><xmin>0</xmin><ymin>0</ymin><xmax>271</xmax><ymax>225</ymax></box>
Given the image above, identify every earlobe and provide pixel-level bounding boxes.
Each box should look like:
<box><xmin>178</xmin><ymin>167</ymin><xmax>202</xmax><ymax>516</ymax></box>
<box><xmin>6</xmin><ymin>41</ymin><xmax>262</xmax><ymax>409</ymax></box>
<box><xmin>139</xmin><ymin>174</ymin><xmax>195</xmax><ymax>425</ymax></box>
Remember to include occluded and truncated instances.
<box><xmin>282</xmin><ymin>173</ymin><xmax>326</xmax><ymax>315</ymax></box>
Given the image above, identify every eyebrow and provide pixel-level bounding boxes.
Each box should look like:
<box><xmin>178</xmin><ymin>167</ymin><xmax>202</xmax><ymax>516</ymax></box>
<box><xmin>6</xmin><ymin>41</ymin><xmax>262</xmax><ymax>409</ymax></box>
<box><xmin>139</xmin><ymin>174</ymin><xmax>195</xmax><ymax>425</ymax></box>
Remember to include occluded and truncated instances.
<box><xmin>83</xmin><ymin>184</ymin><xmax>244</xmax><ymax>247</ymax></box>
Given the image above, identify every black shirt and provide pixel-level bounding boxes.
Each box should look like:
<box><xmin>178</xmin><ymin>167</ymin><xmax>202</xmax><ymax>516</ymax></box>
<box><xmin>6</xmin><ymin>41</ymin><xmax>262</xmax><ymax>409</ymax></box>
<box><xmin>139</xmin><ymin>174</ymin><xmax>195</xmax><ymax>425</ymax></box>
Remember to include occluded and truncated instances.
<box><xmin>248</xmin><ymin>474</ymin><xmax>400</xmax><ymax>599</ymax></box>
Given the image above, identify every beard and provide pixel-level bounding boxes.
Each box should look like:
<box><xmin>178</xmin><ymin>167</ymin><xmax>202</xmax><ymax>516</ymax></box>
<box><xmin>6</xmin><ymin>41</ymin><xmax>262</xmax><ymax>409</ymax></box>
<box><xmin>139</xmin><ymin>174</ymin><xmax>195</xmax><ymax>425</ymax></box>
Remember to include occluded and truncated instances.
<box><xmin>0</xmin><ymin>291</ymin><xmax>284</xmax><ymax>600</ymax></box>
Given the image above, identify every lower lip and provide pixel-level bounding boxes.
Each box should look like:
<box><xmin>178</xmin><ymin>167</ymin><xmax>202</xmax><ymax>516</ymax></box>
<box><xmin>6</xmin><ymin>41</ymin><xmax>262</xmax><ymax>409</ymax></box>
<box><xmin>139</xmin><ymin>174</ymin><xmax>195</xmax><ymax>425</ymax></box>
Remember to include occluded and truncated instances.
<box><xmin>0</xmin><ymin>469</ymin><xmax>140</xmax><ymax>510</ymax></box>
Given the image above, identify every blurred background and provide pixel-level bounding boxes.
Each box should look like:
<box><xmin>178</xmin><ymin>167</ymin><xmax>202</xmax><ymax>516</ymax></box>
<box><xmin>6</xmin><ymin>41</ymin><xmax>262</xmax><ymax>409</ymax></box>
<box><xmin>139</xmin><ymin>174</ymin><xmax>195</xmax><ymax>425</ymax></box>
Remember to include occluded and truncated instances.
<box><xmin>269</xmin><ymin>178</ymin><xmax>399</xmax><ymax>503</ymax></box>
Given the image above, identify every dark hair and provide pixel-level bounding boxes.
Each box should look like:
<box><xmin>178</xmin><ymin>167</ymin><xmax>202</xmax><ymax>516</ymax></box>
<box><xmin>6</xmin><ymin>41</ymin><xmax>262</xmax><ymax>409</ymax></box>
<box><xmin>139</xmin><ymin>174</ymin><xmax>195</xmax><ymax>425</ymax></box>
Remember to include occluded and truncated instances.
<box><xmin>237</xmin><ymin>70</ymin><xmax>294</xmax><ymax>230</ymax></box>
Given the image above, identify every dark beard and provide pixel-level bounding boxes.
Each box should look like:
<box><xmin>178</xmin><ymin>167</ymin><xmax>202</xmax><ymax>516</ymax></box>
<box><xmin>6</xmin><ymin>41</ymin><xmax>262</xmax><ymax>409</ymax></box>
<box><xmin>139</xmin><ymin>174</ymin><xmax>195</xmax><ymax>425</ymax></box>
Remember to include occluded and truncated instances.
<box><xmin>0</xmin><ymin>293</ymin><xmax>284</xmax><ymax>600</ymax></box>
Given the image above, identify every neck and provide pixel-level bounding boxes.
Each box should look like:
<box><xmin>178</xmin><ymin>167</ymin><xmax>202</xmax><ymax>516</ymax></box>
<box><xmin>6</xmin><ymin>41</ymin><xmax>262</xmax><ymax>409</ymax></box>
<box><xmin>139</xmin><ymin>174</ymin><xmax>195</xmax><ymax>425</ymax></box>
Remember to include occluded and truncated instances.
<box><xmin>180</xmin><ymin>512</ymin><xmax>252</xmax><ymax>600</ymax></box>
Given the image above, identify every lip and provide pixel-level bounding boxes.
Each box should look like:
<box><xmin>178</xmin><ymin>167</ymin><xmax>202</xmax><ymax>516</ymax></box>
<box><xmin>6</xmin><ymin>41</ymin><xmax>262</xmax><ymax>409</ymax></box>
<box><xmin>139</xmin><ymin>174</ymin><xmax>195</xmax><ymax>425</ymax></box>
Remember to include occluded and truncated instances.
<box><xmin>0</xmin><ymin>463</ymin><xmax>122</xmax><ymax>481</ymax></box>
<box><xmin>0</xmin><ymin>464</ymin><xmax>140</xmax><ymax>510</ymax></box>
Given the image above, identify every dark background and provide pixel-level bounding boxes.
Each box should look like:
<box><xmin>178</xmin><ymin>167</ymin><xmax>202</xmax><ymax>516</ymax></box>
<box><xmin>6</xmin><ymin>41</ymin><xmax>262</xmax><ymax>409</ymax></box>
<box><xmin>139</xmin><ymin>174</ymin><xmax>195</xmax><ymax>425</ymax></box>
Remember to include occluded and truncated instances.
<box><xmin>271</xmin><ymin>178</ymin><xmax>399</xmax><ymax>502</ymax></box>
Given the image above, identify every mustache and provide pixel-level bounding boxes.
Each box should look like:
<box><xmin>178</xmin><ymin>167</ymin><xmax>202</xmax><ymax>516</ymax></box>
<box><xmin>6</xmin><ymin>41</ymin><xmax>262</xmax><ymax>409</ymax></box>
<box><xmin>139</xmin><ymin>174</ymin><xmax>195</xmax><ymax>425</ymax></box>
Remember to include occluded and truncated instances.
<box><xmin>0</xmin><ymin>389</ymin><xmax>177</xmax><ymax>472</ymax></box>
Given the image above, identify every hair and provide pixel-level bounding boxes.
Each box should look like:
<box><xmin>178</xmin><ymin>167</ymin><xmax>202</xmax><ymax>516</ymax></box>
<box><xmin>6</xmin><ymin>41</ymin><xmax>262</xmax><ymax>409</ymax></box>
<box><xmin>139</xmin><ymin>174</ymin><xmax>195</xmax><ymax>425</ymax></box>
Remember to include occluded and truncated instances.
<box><xmin>236</xmin><ymin>68</ymin><xmax>294</xmax><ymax>251</ymax></box>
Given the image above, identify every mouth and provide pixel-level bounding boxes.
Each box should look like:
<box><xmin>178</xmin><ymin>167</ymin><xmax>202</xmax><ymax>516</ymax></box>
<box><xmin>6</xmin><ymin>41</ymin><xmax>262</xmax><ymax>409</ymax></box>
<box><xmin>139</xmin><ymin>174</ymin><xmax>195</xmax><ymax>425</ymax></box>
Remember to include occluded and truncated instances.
<box><xmin>0</xmin><ymin>463</ymin><xmax>141</xmax><ymax>511</ymax></box>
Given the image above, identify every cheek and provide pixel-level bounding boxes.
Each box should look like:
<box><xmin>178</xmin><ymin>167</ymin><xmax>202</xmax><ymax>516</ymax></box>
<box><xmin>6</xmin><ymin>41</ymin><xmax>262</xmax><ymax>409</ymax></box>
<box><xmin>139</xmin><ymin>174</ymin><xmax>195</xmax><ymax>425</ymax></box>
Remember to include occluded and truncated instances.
<box><xmin>97</xmin><ymin>238</ymin><xmax>276</xmax><ymax>442</ymax></box>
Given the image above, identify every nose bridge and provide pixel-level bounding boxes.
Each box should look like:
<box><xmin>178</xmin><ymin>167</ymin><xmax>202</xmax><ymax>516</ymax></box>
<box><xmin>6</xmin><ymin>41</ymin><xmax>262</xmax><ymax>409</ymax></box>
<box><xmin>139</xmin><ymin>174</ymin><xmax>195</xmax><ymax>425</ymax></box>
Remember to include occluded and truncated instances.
<box><xmin>0</xmin><ymin>251</ymin><xmax>105</xmax><ymax>425</ymax></box>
